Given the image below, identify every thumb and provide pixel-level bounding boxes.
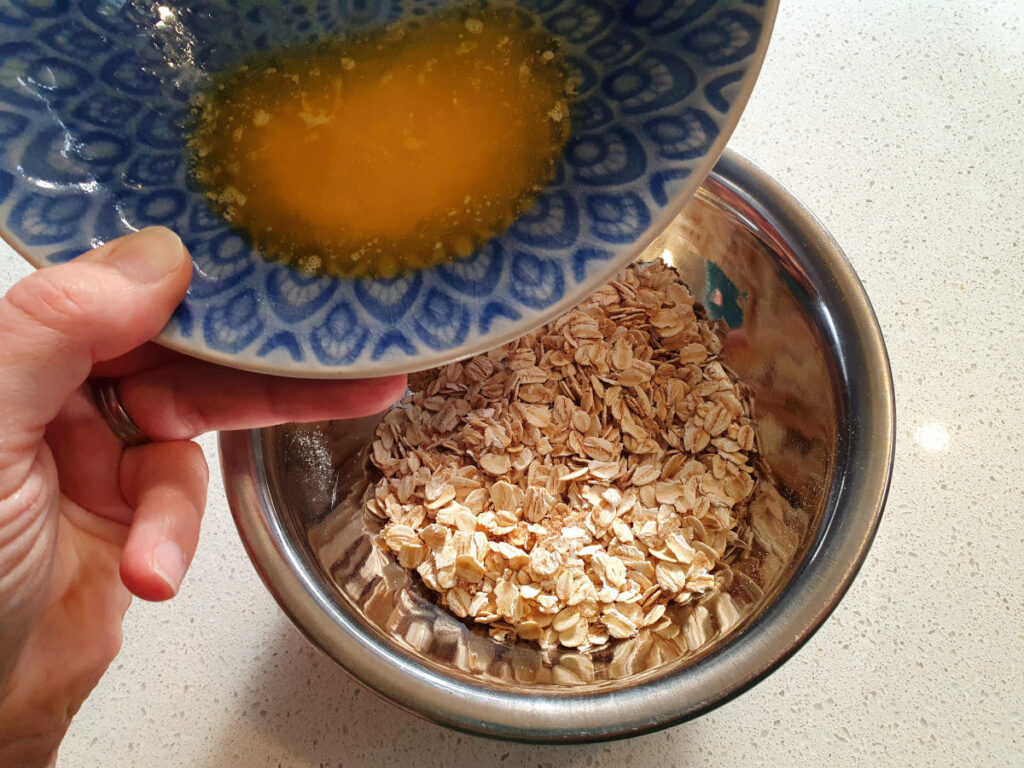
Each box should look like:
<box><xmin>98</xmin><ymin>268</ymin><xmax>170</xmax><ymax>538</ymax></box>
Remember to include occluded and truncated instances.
<box><xmin>0</xmin><ymin>228</ymin><xmax>191</xmax><ymax>491</ymax></box>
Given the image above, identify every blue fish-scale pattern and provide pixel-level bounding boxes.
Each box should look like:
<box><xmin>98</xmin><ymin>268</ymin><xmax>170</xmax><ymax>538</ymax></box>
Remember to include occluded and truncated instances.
<box><xmin>0</xmin><ymin>0</ymin><xmax>772</xmax><ymax>372</ymax></box>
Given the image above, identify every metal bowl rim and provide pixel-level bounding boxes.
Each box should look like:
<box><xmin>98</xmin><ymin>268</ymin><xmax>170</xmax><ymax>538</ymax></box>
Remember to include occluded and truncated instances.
<box><xmin>219</xmin><ymin>147</ymin><xmax>895</xmax><ymax>742</ymax></box>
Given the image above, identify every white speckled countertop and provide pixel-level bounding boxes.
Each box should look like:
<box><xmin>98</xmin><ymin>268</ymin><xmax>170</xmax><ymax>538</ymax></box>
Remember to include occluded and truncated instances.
<box><xmin>2</xmin><ymin>1</ymin><xmax>1022</xmax><ymax>765</ymax></box>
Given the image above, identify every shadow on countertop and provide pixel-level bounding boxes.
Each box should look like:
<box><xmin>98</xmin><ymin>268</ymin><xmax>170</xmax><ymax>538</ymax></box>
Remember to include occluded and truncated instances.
<box><xmin>199</xmin><ymin>618</ymin><xmax>712</xmax><ymax>768</ymax></box>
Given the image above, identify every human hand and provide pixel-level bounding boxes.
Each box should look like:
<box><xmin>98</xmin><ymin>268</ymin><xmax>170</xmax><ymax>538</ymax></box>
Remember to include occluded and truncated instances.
<box><xmin>0</xmin><ymin>228</ymin><xmax>406</xmax><ymax>767</ymax></box>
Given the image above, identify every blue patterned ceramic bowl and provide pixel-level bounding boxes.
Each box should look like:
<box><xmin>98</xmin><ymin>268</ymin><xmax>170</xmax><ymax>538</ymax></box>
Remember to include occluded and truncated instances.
<box><xmin>0</xmin><ymin>0</ymin><xmax>776</xmax><ymax>377</ymax></box>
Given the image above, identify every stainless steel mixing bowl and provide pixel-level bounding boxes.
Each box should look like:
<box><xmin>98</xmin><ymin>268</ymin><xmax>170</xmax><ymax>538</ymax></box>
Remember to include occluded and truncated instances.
<box><xmin>219</xmin><ymin>149</ymin><xmax>894</xmax><ymax>742</ymax></box>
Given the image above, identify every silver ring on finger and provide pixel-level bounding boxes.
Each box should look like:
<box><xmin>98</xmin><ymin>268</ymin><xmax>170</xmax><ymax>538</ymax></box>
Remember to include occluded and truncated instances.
<box><xmin>90</xmin><ymin>378</ymin><xmax>151</xmax><ymax>447</ymax></box>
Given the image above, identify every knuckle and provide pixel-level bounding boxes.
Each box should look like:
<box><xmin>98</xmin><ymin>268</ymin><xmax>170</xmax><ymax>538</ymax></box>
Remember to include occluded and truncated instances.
<box><xmin>160</xmin><ymin>440</ymin><xmax>209</xmax><ymax>506</ymax></box>
<box><xmin>184</xmin><ymin>442</ymin><xmax>210</xmax><ymax>508</ymax></box>
<box><xmin>178</xmin><ymin>440</ymin><xmax>210</xmax><ymax>485</ymax></box>
<box><xmin>262</xmin><ymin>378</ymin><xmax>294</xmax><ymax>423</ymax></box>
<box><xmin>191</xmin><ymin>443</ymin><xmax>210</xmax><ymax>478</ymax></box>
<box><xmin>168</xmin><ymin>393</ymin><xmax>209</xmax><ymax>439</ymax></box>
<box><xmin>4</xmin><ymin>269</ymin><xmax>90</xmax><ymax>334</ymax></box>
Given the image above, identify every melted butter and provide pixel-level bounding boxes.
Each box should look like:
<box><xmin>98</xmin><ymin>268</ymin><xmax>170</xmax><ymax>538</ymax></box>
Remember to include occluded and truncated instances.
<box><xmin>188</xmin><ymin>8</ymin><xmax>571</xmax><ymax>278</ymax></box>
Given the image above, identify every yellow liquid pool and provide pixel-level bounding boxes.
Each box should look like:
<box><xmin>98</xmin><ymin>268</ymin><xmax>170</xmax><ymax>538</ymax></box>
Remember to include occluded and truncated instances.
<box><xmin>188</xmin><ymin>7</ymin><xmax>571</xmax><ymax>278</ymax></box>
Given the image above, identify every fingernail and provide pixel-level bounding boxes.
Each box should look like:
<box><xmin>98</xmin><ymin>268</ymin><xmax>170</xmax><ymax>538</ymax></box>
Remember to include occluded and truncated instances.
<box><xmin>151</xmin><ymin>540</ymin><xmax>186</xmax><ymax>595</ymax></box>
<box><xmin>106</xmin><ymin>228</ymin><xmax>186</xmax><ymax>283</ymax></box>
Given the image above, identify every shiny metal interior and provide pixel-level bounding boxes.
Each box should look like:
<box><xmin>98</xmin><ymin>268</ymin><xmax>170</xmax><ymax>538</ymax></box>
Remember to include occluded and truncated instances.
<box><xmin>220</xmin><ymin>149</ymin><xmax>894</xmax><ymax>741</ymax></box>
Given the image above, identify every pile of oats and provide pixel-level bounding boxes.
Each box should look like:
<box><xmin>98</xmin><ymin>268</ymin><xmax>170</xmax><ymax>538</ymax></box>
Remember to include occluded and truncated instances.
<box><xmin>368</xmin><ymin>261</ymin><xmax>760</xmax><ymax>650</ymax></box>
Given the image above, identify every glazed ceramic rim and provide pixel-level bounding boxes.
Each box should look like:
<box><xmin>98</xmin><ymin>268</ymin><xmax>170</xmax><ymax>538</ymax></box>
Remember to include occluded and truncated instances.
<box><xmin>220</xmin><ymin>148</ymin><xmax>896</xmax><ymax>741</ymax></box>
<box><xmin>4</xmin><ymin>2</ymin><xmax>778</xmax><ymax>379</ymax></box>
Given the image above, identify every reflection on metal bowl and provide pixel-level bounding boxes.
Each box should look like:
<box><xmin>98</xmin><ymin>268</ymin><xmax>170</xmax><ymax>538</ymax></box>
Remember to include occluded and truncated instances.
<box><xmin>219</xmin><ymin>149</ymin><xmax>894</xmax><ymax>742</ymax></box>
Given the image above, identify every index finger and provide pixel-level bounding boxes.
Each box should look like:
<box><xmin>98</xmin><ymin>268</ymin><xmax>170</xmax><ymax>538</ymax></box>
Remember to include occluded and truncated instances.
<box><xmin>90</xmin><ymin>344</ymin><xmax>181</xmax><ymax>378</ymax></box>
<box><xmin>117</xmin><ymin>358</ymin><xmax>407</xmax><ymax>440</ymax></box>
